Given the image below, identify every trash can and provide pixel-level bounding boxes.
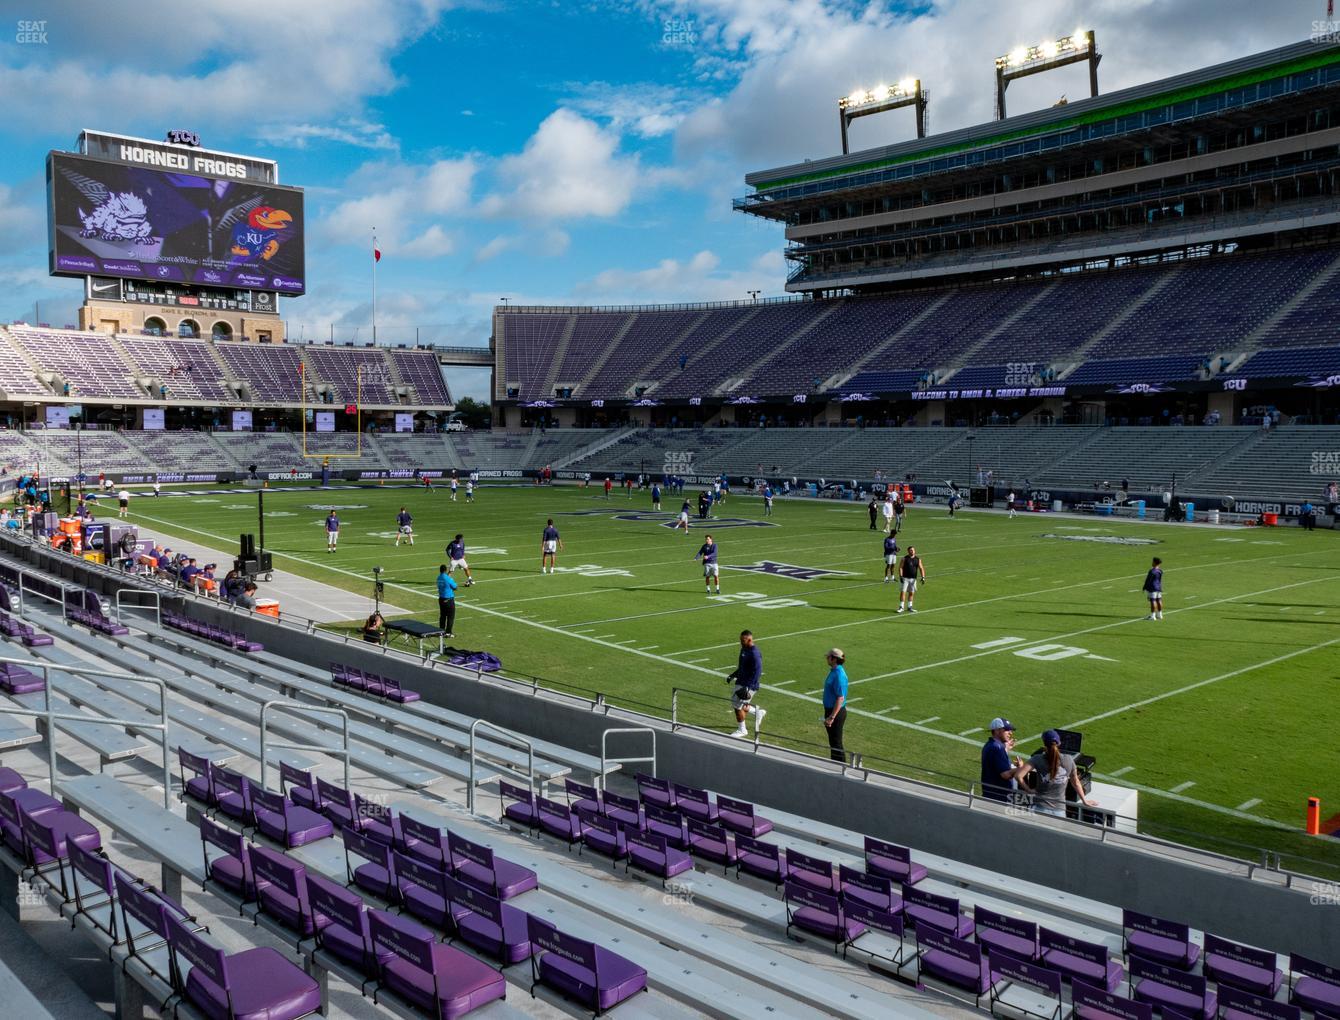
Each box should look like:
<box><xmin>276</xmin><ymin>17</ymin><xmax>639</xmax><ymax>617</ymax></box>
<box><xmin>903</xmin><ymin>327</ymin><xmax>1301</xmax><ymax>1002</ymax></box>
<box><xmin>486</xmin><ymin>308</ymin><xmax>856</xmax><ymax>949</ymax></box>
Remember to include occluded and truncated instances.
<box><xmin>1052</xmin><ymin>499</ymin><xmax>1062</xmax><ymax>513</ymax></box>
<box><xmin>1184</xmin><ymin>502</ymin><xmax>1195</xmax><ymax>522</ymax></box>
<box><xmin>1135</xmin><ymin>500</ymin><xmax>1146</xmax><ymax>519</ymax></box>
<box><xmin>1207</xmin><ymin>509</ymin><xmax>1220</xmax><ymax>525</ymax></box>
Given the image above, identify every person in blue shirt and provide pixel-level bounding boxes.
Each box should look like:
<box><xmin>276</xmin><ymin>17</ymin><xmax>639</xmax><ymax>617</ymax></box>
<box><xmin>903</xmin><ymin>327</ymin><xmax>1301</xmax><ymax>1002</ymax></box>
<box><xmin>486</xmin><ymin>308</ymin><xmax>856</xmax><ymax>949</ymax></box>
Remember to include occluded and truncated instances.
<box><xmin>394</xmin><ymin>507</ymin><xmax>414</xmax><ymax>547</ymax></box>
<box><xmin>325</xmin><ymin>511</ymin><xmax>339</xmax><ymax>553</ymax></box>
<box><xmin>436</xmin><ymin>563</ymin><xmax>457</xmax><ymax>636</ymax></box>
<box><xmin>725</xmin><ymin>630</ymin><xmax>766</xmax><ymax>738</ymax></box>
<box><xmin>1143</xmin><ymin>556</ymin><xmax>1163</xmax><ymax>621</ymax></box>
<box><xmin>694</xmin><ymin>534</ymin><xmax>720</xmax><ymax>595</ymax></box>
<box><xmin>651</xmin><ymin>482</ymin><xmax>661</xmax><ymax>511</ymax></box>
<box><xmin>763</xmin><ymin>483</ymin><xmax>774</xmax><ymax>516</ymax></box>
<box><xmin>447</xmin><ymin>533</ymin><xmax>474</xmax><ymax>585</ymax></box>
<box><xmin>822</xmin><ymin>648</ymin><xmax>849</xmax><ymax>763</ymax></box>
<box><xmin>980</xmin><ymin>718</ymin><xmax>1031</xmax><ymax>803</ymax></box>
<box><xmin>882</xmin><ymin>534</ymin><xmax>899</xmax><ymax>583</ymax></box>
<box><xmin>540</xmin><ymin>519</ymin><xmax>563</xmax><ymax>574</ymax></box>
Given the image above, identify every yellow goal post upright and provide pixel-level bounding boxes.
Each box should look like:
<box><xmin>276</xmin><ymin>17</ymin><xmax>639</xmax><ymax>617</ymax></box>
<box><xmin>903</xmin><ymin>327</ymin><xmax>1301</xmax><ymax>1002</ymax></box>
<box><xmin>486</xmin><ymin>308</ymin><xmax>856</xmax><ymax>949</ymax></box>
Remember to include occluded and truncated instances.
<box><xmin>299</xmin><ymin>357</ymin><xmax>363</xmax><ymax>461</ymax></box>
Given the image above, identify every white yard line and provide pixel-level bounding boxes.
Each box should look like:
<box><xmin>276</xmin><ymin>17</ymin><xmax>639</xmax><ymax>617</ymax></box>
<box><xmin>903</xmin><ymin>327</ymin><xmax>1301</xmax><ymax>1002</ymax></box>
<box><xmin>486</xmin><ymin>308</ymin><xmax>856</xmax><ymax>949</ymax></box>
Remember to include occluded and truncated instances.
<box><xmin>1237</xmin><ymin>798</ymin><xmax>1263</xmax><ymax>812</ymax></box>
<box><xmin>915</xmin><ymin>716</ymin><xmax>940</xmax><ymax>725</ymax></box>
<box><xmin>1109</xmin><ymin>766</ymin><xmax>1134</xmax><ymax>777</ymax></box>
<box><xmin>1170</xmin><ymin>781</ymin><xmax>1197</xmax><ymax>794</ymax></box>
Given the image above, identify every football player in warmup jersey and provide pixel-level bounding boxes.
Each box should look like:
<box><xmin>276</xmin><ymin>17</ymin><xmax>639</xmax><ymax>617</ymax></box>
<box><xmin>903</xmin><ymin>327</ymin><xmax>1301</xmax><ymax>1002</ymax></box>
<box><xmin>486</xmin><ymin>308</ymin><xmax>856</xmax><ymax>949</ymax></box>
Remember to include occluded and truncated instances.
<box><xmin>394</xmin><ymin>507</ymin><xmax>414</xmax><ymax>546</ymax></box>
<box><xmin>540</xmin><ymin>519</ymin><xmax>563</xmax><ymax>574</ymax></box>
<box><xmin>446</xmin><ymin>533</ymin><xmax>474</xmax><ymax>585</ymax></box>
<box><xmin>325</xmin><ymin>511</ymin><xmax>340</xmax><ymax>553</ymax></box>
<box><xmin>763</xmin><ymin>483</ymin><xmax>774</xmax><ymax>516</ymax></box>
<box><xmin>1143</xmin><ymin>557</ymin><xmax>1164</xmax><ymax>620</ymax></box>
<box><xmin>676</xmin><ymin>499</ymin><xmax>691</xmax><ymax>535</ymax></box>
<box><xmin>882</xmin><ymin>533</ymin><xmax>900</xmax><ymax>583</ymax></box>
<box><xmin>449</xmin><ymin>474</ymin><xmax>459</xmax><ymax>501</ymax></box>
<box><xmin>695</xmin><ymin>534</ymin><xmax>721</xmax><ymax>595</ymax></box>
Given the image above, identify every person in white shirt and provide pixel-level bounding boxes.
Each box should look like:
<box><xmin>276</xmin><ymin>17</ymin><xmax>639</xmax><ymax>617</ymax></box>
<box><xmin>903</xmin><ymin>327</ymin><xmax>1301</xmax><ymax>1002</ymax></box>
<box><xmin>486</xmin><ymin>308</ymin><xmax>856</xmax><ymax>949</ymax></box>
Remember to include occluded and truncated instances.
<box><xmin>118</xmin><ymin>489</ymin><xmax>131</xmax><ymax>518</ymax></box>
<box><xmin>881</xmin><ymin>495</ymin><xmax>895</xmax><ymax>533</ymax></box>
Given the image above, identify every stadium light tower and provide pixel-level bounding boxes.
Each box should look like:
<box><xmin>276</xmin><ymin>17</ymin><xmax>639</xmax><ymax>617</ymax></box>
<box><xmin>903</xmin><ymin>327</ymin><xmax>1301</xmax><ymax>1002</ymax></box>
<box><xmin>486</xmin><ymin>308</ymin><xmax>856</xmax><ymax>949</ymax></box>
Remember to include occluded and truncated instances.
<box><xmin>994</xmin><ymin>30</ymin><xmax>1100</xmax><ymax>120</ymax></box>
<box><xmin>837</xmin><ymin>78</ymin><xmax>927</xmax><ymax>154</ymax></box>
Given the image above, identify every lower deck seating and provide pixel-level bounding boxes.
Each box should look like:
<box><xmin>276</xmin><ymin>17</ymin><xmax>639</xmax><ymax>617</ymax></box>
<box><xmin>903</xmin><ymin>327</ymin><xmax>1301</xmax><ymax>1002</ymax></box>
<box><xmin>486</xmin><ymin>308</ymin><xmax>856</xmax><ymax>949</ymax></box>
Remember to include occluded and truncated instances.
<box><xmin>163</xmin><ymin>608</ymin><xmax>262</xmax><ymax>653</ymax></box>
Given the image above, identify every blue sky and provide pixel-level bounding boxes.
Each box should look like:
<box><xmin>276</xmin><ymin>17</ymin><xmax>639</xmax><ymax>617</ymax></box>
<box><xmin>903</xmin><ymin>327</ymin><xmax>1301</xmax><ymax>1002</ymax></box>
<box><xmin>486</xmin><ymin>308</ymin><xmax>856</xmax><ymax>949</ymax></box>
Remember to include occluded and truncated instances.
<box><xmin>0</xmin><ymin>0</ymin><xmax>1305</xmax><ymax>399</ymax></box>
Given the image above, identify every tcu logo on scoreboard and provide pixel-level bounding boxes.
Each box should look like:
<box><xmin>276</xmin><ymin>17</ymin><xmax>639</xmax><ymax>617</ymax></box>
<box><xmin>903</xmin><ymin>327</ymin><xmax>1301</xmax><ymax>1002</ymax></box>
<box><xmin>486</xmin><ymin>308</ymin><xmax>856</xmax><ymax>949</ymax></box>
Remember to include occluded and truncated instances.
<box><xmin>166</xmin><ymin>130</ymin><xmax>200</xmax><ymax>147</ymax></box>
<box><xmin>1223</xmin><ymin>378</ymin><xmax>1247</xmax><ymax>391</ymax></box>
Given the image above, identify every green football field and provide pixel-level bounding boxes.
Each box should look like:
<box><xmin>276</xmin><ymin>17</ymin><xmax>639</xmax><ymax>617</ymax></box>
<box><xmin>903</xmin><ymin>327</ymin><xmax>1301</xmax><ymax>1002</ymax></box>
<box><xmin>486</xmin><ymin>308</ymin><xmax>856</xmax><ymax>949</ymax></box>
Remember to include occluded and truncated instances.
<box><xmin>121</xmin><ymin>482</ymin><xmax>1340</xmax><ymax>876</ymax></box>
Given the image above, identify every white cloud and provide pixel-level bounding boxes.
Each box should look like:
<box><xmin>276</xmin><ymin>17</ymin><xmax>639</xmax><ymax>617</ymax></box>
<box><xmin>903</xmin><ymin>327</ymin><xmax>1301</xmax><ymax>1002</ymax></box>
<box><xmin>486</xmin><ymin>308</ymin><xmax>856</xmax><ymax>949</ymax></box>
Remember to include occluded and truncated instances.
<box><xmin>474</xmin><ymin>236</ymin><xmax>513</xmax><ymax>263</ymax></box>
<box><xmin>319</xmin><ymin>158</ymin><xmax>477</xmax><ymax>259</ymax></box>
<box><xmin>564</xmin><ymin>81</ymin><xmax>702</xmax><ymax>138</ymax></box>
<box><xmin>0</xmin><ymin>0</ymin><xmax>457</xmax><ymax>135</ymax></box>
<box><xmin>257</xmin><ymin>119</ymin><xmax>399</xmax><ymax>152</ymax></box>
<box><xmin>577</xmin><ymin>248</ymin><xmax>782</xmax><ymax>304</ymax></box>
<box><xmin>481</xmin><ymin>109</ymin><xmax>640</xmax><ymax>220</ymax></box>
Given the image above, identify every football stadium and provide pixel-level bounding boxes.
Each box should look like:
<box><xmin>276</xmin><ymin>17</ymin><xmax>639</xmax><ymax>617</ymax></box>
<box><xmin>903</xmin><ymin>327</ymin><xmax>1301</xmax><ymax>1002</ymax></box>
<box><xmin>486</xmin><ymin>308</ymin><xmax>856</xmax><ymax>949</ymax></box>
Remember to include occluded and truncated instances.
<box><xmin>0</xmin><ymin>11</ymin><xmax>1338</xmax><ymax>1020</ymax></box>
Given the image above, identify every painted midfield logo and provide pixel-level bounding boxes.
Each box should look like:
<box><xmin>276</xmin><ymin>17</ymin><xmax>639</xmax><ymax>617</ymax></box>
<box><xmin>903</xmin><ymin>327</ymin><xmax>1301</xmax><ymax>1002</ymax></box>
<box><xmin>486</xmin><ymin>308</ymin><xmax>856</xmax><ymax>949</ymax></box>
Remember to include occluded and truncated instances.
<box><xmin>1040</xmin><ymin>533</ymin><xmax>1160</xmax><ymax>546</ymax></box>
<box><xmin>726</xmin><ymin>561</ymin><xmax>854</xmax><ymax>581</ymax></box>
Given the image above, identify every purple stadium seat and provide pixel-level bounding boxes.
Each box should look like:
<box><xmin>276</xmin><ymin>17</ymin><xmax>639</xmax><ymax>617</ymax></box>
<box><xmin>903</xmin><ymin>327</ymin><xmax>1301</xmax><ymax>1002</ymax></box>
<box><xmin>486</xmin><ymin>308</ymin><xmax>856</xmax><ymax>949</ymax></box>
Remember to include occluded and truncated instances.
<box><xmin>1038</xmin><ymin>926</ymin><xmax>1122</xmax><ymax>992</ymax></box>
<box><xmin>1123</xmin><ymin>909</ymin><xmax>1200</xmax><ymax>971</ymax></box>
<box><xmin>601</xmin><ymin>790</ymin><xmax>643</xmax><ymax>831</ymax></box>
<box><xmin>306</xmin><ymin>872</ymin><xmax>395</xmax><ymax>980</ymax></box>
<box><xmin>564</xmin><ymin>778</ymin><xmax>602</xmax><ymax>817</ymax></box>
<box><xmin>915</xmin><ymin>922</ymin><xmax>992</xmax><ymax>998</ymax></box>
<box><xmin>1290</xmin><ymin>954</ymin><xmax>1340</xmax><ymax>1015</ymax></box>
<box><xmin>578</xmin><ymin>806</ymin><xmax>629</xmax><ymax>863</ymax></box>
<box><xmin>208</xmin><ymin>767</ymin><xmax>249</xmax><ymax>824</ymax></box>
<box><xmin>673</xmin><ymin>783</ymin><xmax>718</xmax><ymax>823</ymax></box>
<box><xmin>526</xmin><ymin>914</ymin><xmax>647</xmax><ymax>1015</ymax></box>
<box><xmin>0</xmin><ymin>766</ymin><xmax>27</xmax><ymax>796</ymax></box>
<box><xmin>394</xmin><ymin>850</ymin><xmax>452</xmax><ymax>933</ymax></box>
<box><xmin>1203</xmin><ymin>934</ymin><xmax>1282</xmax><ymax>997</ymax></box>
<box><xmin>635</xmin><ymin>773</ymin><xmax>676</xmax><ymax>810</ymax></box>
<box><xmin>686</xmin><ymin>816</ymin><xmax>738</xmax><ymax>871</ymax></box>
<box><xmin>1129</xmin><ymin>954</ymin><xmax>1217</xmax><ymax>1020</ymax></box>
<box><xmin>166</xmin><ymin>910</ymin><xmax>321</xmax><ymax>1020</ymax></box>
<box><xmin>315</xmin><ymin>777</ymin><xmax>359</xmax><ymax>831</ymax></box>
<box><xmin>784</xmin><ymin>847</ymin><xmax>837</xmax><ymax>895</ymax></box>
<box><xmin>625</xmin><ymin>829</ymin><xmax>693</xmax><ymax>885</ymax></box>
<box><xmin>0</xmin><ymin>787</ymin><xmax>62</xmax><ymax>854</ymax></box>
<box><xmin>20</xmin><ymin>809</ymin><xmax>102</xmax><ymax>898</ymax></box>
<box><xmin>354</xmin><ymin>793</ymin><xmax>419</xmax><ymax>852</ymax></box>
<box><xmin>278</xmin><ymin>762</ymin><xmax>319</xmax><ymax>811</ymax></box>
<box><xmin>178</xmin><ymin>747</ymin><xmax>214</xmax><ymax>808</ymax></box>
<box><xmin>902</xmin><ymin>884</ymin><xmax>974</xmax><ymax>940</ymax></box>
<box><xmin>250</xmin><ymin>786</ymin><xmax>333</xmax><ymax>848</ymax></box>
<box><xmin>200</xmin><ymin>816</ymin><xmax>266</xmax><ymax>904</ymax></box>
<box><xmin>643</xmin><ymin>803</ymin><xmax>690</xmax><ymax>850</ymax></box>
<box><xmin>1072</xmin><ymin>980</ymin><xmax>1154</xmax><ymax>1020</ymax></box>
<box><xmin>838</xmin><ymin>864</ymin><xmax>900</xmax><ymax>915</ymax></box>
<box><xmin>442</xmin><ymin>873</ymin><xmax>533</xmax><ymax>967</ymax></box>
<box><xmin>67</xmin><ymin>840</ymin><xmax>130</xmax><ymax>944</ymax></box>
<box><xmin>717</xmin><ymin>795</ymin><xmax>773</xmax><ymax>837</ymax></box>
<box><xmin>381</xmin><ymin>674</ymin><xmax>420</xmax><ymax>703</ymax></box>
<box><xmin>499</xmin><ymin>780</ymin><xmax>538</xmax><ymax>830</ymax></box>
<box><xmin>537</xmin><ymin>796</ymin><xmax>588</xmax><ymax>848</ymax></box>
<box><xmin>785</xmin><ymin>881</ymin><xmax>867</xmax><ymax>953</ymax></box>
<box><xmin>115</xmin><ymin>874</ymin><xmax>201</xmax><ymax>989</ymax></box>
<box><xmin>447</xmin><ymin>830</ymin><xmax>538</xmax><ymax>900</ymax></box>
<box><xmin>735</xmin><ymin>833</ymin><xmax>783</xmax><ymax>885</ymax></box>
<box><xmin>843</xmin><ymin>899</ymin><xmax>906</xmax><ymax>963</ymax></box>
<box><xmin>398</xmin><ymin>813</ymin><xmax>448</xmax><ymax>868</ymax></box>
<box><xmin>368</xmin><ymin>909</ymin><xmax>507</xmax><ymax>1019</ymax></box>
<box><xmin>251</xmin><ymin>845</ymin><xmax>324</xmax><ymax>940</ymax></box>
<box><xmin>975</xmin><ymin>905</ymin><xmax>1039</xmax><ymax>961</ymax></box>
<box><xmin>343</xmin><ymin>826</ymin><xmax>397</xmax><ymax>901</ymax></box>
<box><xmin>989</xmin><ymin>951</ymin><xmax>1065</xmax><ymax>1018</ymax></box>
<box><xmin>1218</xmin><ymin>985</ymin><xmax>1301</xmax><ymax>1020</ymax></box>
<box><xmin>865</xmin><ymin>836</ymin><xmax>927</xmax><ymax>886</ymax></box>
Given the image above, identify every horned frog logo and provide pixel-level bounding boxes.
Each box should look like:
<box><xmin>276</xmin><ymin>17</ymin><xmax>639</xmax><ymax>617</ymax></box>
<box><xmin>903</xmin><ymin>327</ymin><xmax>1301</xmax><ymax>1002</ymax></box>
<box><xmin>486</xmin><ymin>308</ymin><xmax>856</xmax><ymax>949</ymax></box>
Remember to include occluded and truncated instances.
<box><xmin>79</xmin><ymin>191</ymin><xmax>154</xmax><ymax>243</ymax></box>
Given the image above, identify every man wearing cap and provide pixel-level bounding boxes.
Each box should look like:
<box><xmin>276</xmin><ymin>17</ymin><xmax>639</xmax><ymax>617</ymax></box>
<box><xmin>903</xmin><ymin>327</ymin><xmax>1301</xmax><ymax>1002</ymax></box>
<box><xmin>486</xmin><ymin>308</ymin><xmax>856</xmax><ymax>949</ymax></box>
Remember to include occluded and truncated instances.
<box><xmin>980</xmin><ymin>718</ymin><xmax>1031</xmax><ymax>804</ymax></box>
<box><xmin>822</xmin><ymin>648</ymin><xmax>849</xmax><ymax>763</ymax></box>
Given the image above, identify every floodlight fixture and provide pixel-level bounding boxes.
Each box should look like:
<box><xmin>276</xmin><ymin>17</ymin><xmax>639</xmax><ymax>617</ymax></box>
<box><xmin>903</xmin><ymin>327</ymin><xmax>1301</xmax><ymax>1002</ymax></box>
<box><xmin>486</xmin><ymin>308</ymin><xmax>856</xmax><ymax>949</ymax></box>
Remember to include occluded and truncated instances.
<box><xmin>837</xmin><ymin>76</ymin><xmax>928</xmax><ymax>154</ymax></box>
<box><xmin>994</xmin><ymin>29</ymin><xmax>1100</xmax><ymax>119</ymax></box>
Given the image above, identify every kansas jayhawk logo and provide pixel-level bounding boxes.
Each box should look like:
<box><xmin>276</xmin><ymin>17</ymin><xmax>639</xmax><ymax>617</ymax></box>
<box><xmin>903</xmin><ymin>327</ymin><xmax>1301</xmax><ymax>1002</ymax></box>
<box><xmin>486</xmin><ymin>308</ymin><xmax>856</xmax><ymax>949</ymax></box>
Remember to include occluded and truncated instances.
<box><xmin>230</xmin><ymin>206</ymin><xmax>292</xmax><ymax>262</ymax></box>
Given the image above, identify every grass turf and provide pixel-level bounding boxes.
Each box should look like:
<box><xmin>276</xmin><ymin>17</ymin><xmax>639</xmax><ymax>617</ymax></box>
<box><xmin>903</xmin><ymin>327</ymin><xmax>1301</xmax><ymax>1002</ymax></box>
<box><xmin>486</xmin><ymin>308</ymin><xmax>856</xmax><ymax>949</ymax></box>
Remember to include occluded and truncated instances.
<box><xmin>122</xmin><ymin>481</ymin><xmax>1340</xmax><ymax>877</ymax></box>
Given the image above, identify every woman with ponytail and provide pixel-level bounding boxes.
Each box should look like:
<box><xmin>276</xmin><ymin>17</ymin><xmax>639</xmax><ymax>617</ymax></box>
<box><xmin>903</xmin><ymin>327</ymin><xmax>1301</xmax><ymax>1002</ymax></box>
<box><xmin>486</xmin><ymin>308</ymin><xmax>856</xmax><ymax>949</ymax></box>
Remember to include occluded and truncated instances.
<box><xmin>1028</xmin><ymin>730</ymin><xmax>1098</xmax><ymax>817</ymax></box>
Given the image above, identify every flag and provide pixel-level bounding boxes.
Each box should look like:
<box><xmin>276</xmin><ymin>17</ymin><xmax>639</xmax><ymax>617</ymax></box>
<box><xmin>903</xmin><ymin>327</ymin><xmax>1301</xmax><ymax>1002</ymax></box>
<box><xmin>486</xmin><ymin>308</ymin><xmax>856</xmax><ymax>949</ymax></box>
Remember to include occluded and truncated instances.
<box><xmin>373</xmin><ymin>244</ymin><xmax>381</xmax><ymax>263</ymax></box>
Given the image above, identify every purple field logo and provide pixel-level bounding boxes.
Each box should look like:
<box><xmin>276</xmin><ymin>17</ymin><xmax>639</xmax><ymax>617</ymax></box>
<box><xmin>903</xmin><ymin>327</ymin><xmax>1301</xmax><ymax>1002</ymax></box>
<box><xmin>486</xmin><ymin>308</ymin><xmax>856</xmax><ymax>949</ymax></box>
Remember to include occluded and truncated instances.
<box><xmin>726</xmin><ymin>561</ymin><xmax>854</xmax><ymax>581</ymax></box>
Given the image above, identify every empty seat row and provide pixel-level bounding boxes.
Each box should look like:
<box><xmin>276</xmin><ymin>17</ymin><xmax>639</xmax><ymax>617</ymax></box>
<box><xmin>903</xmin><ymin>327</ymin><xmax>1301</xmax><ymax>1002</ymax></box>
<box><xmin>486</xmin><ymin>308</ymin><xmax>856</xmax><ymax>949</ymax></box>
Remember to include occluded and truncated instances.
<box><xmin>163</xmin><ymin>609</ymin><xmax>263</xmax><ymax>653</ymax></box>
<box><xmin>330</xmin><ymin>662</ymin><xmax>420</xmax><ymax>703</ymax></box>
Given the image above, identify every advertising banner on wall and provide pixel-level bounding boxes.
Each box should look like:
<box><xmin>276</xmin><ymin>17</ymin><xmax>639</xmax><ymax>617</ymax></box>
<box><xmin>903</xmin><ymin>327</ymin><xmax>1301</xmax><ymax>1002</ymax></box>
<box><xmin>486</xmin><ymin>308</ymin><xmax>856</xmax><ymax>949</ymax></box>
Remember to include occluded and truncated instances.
<box><xmin>231</xmin><ymin>410</ymin><xmax>253</xmax><ymax>431</ymax></box>
<box><xmin>314</xmin><ymin>411</ymin><xmax>336</xmax><ymax>433</ymax></box>
<box><xmin>395</xmin><ymin>412</ymin><xmax>415</xmax><ymax>433</ymax></box>
<box><xmin>45</xmin><ymin>407</ymin><xmax>71</xmax><ymax>429</ymax></box>
<box><xmin>142</xmin><ymin>408</ymin><xmax>165</xmax><ymax>430</ymax></box>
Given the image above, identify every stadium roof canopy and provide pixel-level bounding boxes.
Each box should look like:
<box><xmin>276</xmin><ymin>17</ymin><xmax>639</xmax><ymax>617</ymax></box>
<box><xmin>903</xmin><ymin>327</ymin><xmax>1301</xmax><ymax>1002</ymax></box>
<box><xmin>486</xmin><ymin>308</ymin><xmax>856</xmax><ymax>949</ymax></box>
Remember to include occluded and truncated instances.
<box><xmin>741</xmin><ymin>40</ymin><xmax>1340</xmax><ymax>203</ymax></box>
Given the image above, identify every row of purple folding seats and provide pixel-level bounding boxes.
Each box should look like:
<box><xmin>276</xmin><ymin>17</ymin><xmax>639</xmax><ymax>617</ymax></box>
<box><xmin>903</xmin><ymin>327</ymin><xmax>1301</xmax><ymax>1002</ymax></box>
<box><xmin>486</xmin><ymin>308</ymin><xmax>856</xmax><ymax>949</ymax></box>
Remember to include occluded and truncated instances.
<box><xmin>177</xmin><ymin>750</ymin><xmax>333</xmax><ymax>849</ymax></box>
<box><xmin>329</xmin><ymin>661</ymin><xmax>419</xmax><ymax>703</ymax></box>
<box><xmin>163</xmin><ymin>608</ymin><xmax>263</xmax><ymax>653</ymax></box>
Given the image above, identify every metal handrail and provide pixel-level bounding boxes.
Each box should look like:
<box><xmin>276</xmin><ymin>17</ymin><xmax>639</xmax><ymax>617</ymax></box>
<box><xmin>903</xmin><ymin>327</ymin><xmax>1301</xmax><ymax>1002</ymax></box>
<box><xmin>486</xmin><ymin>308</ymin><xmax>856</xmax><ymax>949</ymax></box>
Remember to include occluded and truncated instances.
<box><xmin>115</xmin><ymin>588</ymin><xmax>162</xmax><ymax>626</ymax></box>
<box><xmin>600</xmin><ymin>727</ymin><xmax>656</xmax><ymax>793</ymax></box>
<box><xmin>467</xmin><ymin>719</ymin><xmax>534</xmax><ymax>816</ymax></box>
<box><xmin>0</xmin><ymin>654</ymin><xmax>173</xmax><ymax>810</ymax></box>
<box><xmin>258</xmin><ymin>700</ymin><xmax>350</xmax><ymax>792</ymax></box>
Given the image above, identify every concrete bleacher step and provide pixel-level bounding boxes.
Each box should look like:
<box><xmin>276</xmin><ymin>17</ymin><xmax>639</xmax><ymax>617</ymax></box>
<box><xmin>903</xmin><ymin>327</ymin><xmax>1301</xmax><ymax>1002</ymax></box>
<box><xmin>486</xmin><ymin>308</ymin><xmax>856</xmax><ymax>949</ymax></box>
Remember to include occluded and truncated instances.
<box><xmin>0</xmin><ymin>716</ymin><xmax>40</xmax><ymax>751</ymax></box>
<box><xmin>21</xmin><ymin>633</ymin><xmax>315</xmax><ymax>770</ymax></box>
<box><xmin>136</xmin><ymin>621</ymin><xmax>599</xmax><ymax>783</ymax></box>
<box><xmin>0</xmin><ymin>903</ymin><xmax>116</xmax><ymax>1020</ymax></box>
<box><xmin>7</xmin><ymin>685</ymin><xmax>149</xmax><ymax>765</ymax></box>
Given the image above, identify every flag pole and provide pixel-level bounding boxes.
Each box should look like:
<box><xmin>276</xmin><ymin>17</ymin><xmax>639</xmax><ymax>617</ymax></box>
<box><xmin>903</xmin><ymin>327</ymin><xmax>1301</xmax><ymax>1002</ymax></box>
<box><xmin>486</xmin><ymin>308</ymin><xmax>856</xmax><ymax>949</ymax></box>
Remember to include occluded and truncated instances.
<box><xmin>372</xmin><ymin>228</ymin><xmax>378</xmax><ymax>343</ymax></box>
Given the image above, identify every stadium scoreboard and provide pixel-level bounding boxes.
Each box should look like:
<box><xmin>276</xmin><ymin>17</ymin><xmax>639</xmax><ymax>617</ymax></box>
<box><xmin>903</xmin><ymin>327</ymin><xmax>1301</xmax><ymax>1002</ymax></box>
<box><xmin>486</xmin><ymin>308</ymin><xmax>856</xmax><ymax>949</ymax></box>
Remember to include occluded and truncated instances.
<box><xmin>47</xmin><ymin>130</ymin><xmax>305</xmax><ymax>295</ymax></box>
